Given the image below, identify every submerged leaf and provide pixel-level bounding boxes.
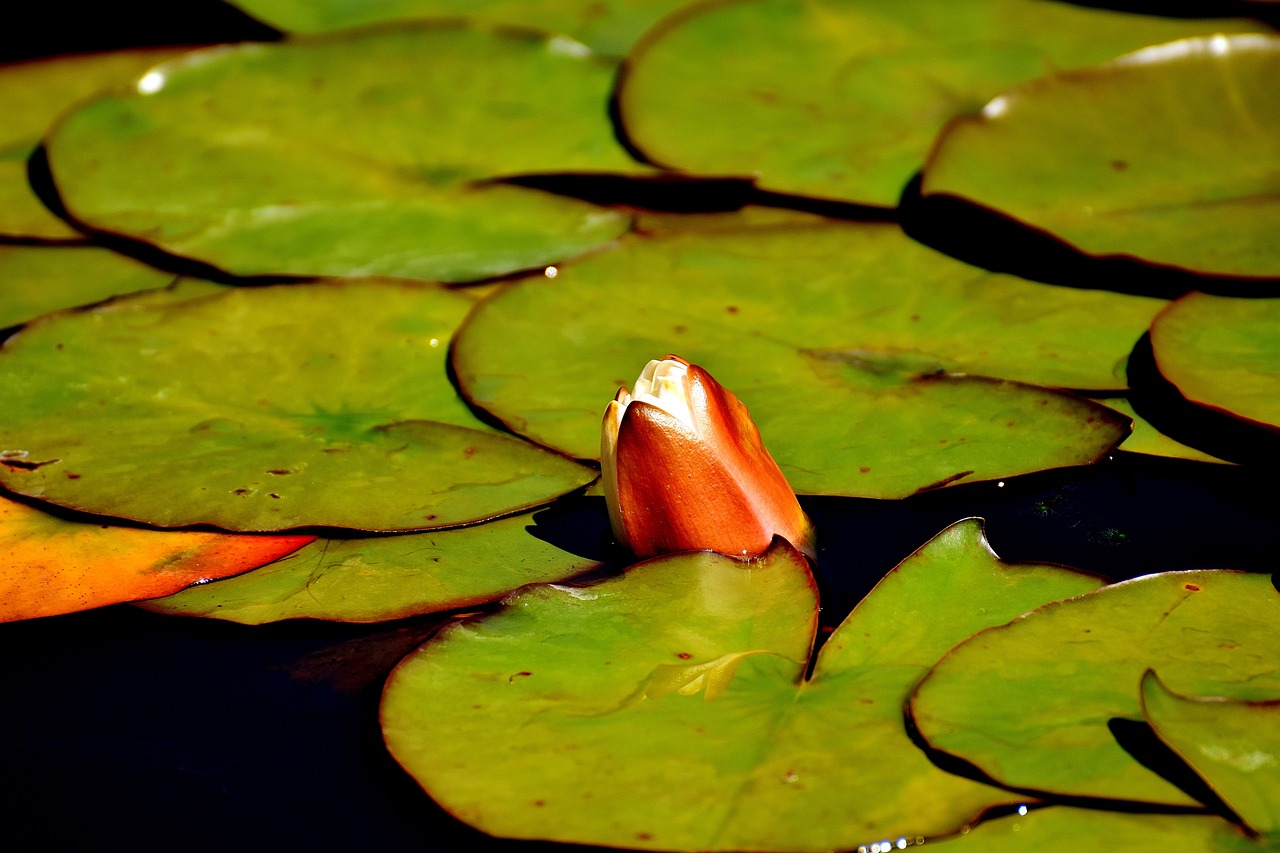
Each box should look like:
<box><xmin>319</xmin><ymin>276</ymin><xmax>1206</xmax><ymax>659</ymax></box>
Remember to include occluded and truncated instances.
<box><xmin>381</xmin><ymin>520</ymin><xmax>1101</xmax><ymax>850</ymax></box>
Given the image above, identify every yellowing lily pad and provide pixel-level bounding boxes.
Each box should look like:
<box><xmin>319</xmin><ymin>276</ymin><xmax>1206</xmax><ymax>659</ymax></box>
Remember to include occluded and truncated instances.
<box><xmin>948</xmin><ymin>807</ymin><xmax>1261</xmax><ymax>852</ymax></box>
<box><xmin>1096</xmin><ymin>397</ymin><xmax>1232</xmax><ymax>464</ymax></box>
<box><xmin>139</xmin><ymin>506</ymin><xmax>607</xmax><ymax>623</ymax></box>
<box><xmin>454</xmin><ymin>222</ymin><xmax>1145</xmax><ymax>497</ymax></box>
<box><xmin>617</xmin><ymin>0</ymin><xmax>1260</xmax><ymax>207</ymax></box>
<box><xmin>0</xmin><ymin>244</ymin><xmax>186</xmax><ymax>330</ymax></box>
<box><xmin>0</xmin><ymin>280</ymin><xmax>594</xmax><ymax>532</ymax></box>
<box><xmin>1143</xmin><ymin>671</ymin><xmax>1280</xmax><ymax>836</ymax></box>
<box><xmin>0</xmin><ymin>47</ymin><xmax>188</xmax><ymax>239</ymax></box>
<box><xmin>922</xmin><ymin>34</ymin><xmax>1280</xmax><ymax>279</ymax></box>
<box><xmin>1150</xmin><ymin>292</ymin><xmax>1280</xmax><ymax>432</ymax></box>
<box><xmin>225</xmin><ymin>0</ymin><xmax>691</xmax><ymax>57</ymax></box>
<box><xmin>0</xmin><ymin>494</ymin><xmax>312</xmax><ymax>622</ymax></box>
<box><xmin>45</xmin><ymin>22</ymin><xmax>639</xmax><ymax>283</ymax></box>
<box><xmin>381</xmin><ymin>520</ymin><xmax>1102</xmax><ymax>851</ymax></box>
<box><xmin>910</xmin><ymin>570</ymin><xmax>1280</xmax><ymax>807</ymax></box>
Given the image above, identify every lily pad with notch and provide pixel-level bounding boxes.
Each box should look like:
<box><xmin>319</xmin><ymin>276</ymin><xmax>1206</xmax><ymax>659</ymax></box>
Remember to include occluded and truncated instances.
<box><xmin>0</xmin><ymin>279</ymin><xmax>594</xmax><ymax>532</ymax></box>
<box><xmin>381</xmin><ymin>519</ymin><xmax>1103</xmax><ymax>851</ymax></box>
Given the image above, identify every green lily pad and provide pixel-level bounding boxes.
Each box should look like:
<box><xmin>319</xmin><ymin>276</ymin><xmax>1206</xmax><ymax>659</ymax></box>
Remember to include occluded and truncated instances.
<box><xmin>1095</xmin><ymin>397</ymin><xmax>1232</xmax><ymax>464</ymax></box>
<box><xmin>454</xmin><ymin>222</ymin><xmax>1144</xmax><ymax>496</ymax></box>
<box><xmin>0</xmin><ymin>47</ymin><xmax>187</xmax><ymax>239</ymax></box>
<box><xmin>0</xmin><ymin>280</ymin><xmax>594</xmax><ymax>531</ymax></box>
<box><xmin>45</xmin><ymin>22</ymin><xmax>639</xmax><ymax>283</ymax></box>
<box><xmin>910</xmin><ymin>569</ymin><xmax>1280</xmax><ymax>807</ymax></box>
<box><xmin>381</xmin><ymin>519</ymin><xmax>1103</xmax><ymax>851</ymax></box>
<box><xmin>922</xmin><ymin>34</ymin><xmax>1280</xmax><ymax>279</ymax></box>
<box><xmin>0</xmin><ymin>244</ymin><xmax>187</xmax><ymax>330</ymax></box>
<box><xmin>1150</xmin><ymin>292</ymin><xmax>1280</xmax><ymax>432</ymax></box>
<box><xmin>617</xmin><ymin>0</ymin><xmax>1261</xmax><ymax>207</ymax></box>
<box><xmin>1143</xmin><ymin>671</ymin><xmax>1280</xmax><ymax>836</ymax></box>
<box><xmin>138</xmin><ymin>505</ymin><xmax>606</xmax><ymax>623</ymax></box>
<box><xmin>225</xmin><ymin>0</ymin><xmax>690</xmax><ymax>57</ymax></box>
<box><xmin>947</xmin><ymin>807</ymin><xmax>1263</xmax><ymax>852</ymax></box>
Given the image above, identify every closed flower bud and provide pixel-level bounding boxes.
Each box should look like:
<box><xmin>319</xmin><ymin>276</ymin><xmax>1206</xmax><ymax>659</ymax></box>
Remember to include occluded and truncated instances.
<box><xmin>601</xmin><ymin>355</ymin><xmax>815</xmax><ymax>560</ymax></box>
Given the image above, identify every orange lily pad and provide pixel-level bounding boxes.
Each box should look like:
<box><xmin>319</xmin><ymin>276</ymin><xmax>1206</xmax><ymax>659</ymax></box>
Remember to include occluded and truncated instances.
<box><xmin>0</xmin><ymin>494</ymin><xmax>313</xmax><ymax>622</ymax></box>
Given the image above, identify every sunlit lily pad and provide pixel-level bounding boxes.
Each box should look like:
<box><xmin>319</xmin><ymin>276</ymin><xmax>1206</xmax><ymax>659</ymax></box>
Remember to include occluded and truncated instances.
<box><xmin>1143</xmin><ymin>671</ymin><xmax>1280</xmax><ymax>835</ymax></box>
<box><xmin>381</xmin><ymin>519</ymin><xmax>1102</xmax><ymax>851</ymax></box>
<box><xmin>0</xmin><ymin>244</ymin><xmax>187</xmax><ymax>330</ymax></box>
<box><xmin>139</xmin><ymin>505</ymin><xmax>607</xmax><ymax>623</ymax></box>
<box><xmin>0</xmin><ymin>47</ymin><xmax>187</xmax><ymax>239</ymax></box>
<box><xmin>617</xmin><ymin>0</ymin><xmax>1260</xmax><ymax>207</ymax></box>
<box><xmin>946</xmin><ymin>806</ymin><xmax>1261</xmax><ymax>851</ymax></box>
<box><xmin>922</xmin><ymin>34</ymin><xmax>1280</xmax><ymax>279</ymax></box>
<box><xmin>1150</xmin><ymin>292</ymin><xmax>1280</xmax><ymax>432</ymax></box>
<box><xmin>454</xmin><ymin>222</ymin><xmax>1145</xmax><ymax>496</ymax></box>
<box><xmin>225</xmin><ymin>0</ymin><xmax>690</xmax><ymax>56</ymax></box>
<box><xmin>910</xmin><ymin>569</ymin><xmax>1280</xmax><ymax>807</ymax></box>
<box><xmin>0</xmin><ymin>494</ymin><xmax>312</xmax><ymax>622</ymax></box>
<box><xmin>0</xmin><ymin>280</ymin><xmax>594</xmax><ymax>531</ymax></box>
<box><xmin>45</xmin><ymin>22</ymin><xmax>639</xmax><ymax>282</ymax></box>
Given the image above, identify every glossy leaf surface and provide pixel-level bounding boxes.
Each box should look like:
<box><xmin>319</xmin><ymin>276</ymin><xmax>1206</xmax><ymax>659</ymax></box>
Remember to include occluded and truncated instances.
<box><xmin>911</xmin><ymin>570</ymin><xmax>1280</xmax><ymax>806</ymax></box>
<box><xmin>381</xmin><ymin>520</ymin><xmax>1102</xmax><ymax>851</ymax></box>
<box><xmin>45</xmin><ymin>23</ymin><xmax>638</xmax><ymax>282</ymax></box>
<box><xmin>0</xmin><ymin>280</ymin><xmax>594</xmax><ymax>531</ymax></box>
<box><xmin>923</xmin><ymin>34</ymin><xmax>1280</xmax><ymax>278</ymax></box>
<box><xmin>139</xmin><ymin>507</ymin><xmax>606</xmax><ymax>623</ymax></box>
<box><xmin>0</xmin><ymin>245</ymin><xmax>182</xmax><ymax>330</ymax></box>
<box><xmin>0</xmin><ymin>494</ymin><xmax>311</xmax><ymax>622</ymax></box>
<box><xmin>951</xmin><ymin>807</ymin><xmax>1262</xmax><ymax>852</ymax></box>
<box><xmin>454</xmin><ymin>223</ymin><xmax>1141</xmax><ymax>495</ymax></box>
<box><xmin>618</xmin><ymin>0</ymin><xmax>1258</xmax><ymax>207</ymax></box>
<box><xmin>1143</xmin><ymin>671</ymin><xmax>1280</xmax><ymax>835</ymax></box>
<box><xmin>225</xmin><ymin>0</ymin><xmax>690</xmax><ymax>56</ymax></box>
<box><xmin>1150</xmin><ymin>292</ymin><xmax>1280</xmax><ymax>431</ymax></box>
<box><xmin>0</xmin><ymin>47</ymin><xmax>186</xmax><ymax>238</ymax></box>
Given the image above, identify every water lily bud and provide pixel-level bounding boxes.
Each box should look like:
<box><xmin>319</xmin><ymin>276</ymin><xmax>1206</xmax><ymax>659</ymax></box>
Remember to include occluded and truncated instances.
<box><xmin>601</xmin><ymin>355</ymin><xmax>815</xmax><ymax>560</ymax></box>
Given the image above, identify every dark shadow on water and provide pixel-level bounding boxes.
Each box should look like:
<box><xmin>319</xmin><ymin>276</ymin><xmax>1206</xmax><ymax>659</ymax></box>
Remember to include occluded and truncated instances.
<box><xmin>1127</xmin><ymin>332</ymin><xmax>1280</xmax><ymax>468</ymax></box>
<box><xmin>524</xmin><ymin>493</ymin><xmax>618</xmax><ymax>565</ymax></box>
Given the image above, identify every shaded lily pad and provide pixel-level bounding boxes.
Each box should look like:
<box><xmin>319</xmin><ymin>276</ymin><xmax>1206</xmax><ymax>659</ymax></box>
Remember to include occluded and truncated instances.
<box><xmin>454</xmin><ymin>222</ymin><xmax>1143</xmax><ymax>496</ymax></box>
<box><xmin>922</xmin><ymin>34</ymin><xmax>1280</xmax><ymax>279</ymax></box>
<box><xmin>381</xmin><ymin>519</ymin><xmax>1103</xmax><ymax>851</ymax></box>
<box><xmin>1143</xmin><ymin>671</ymin><xmax>1280</xmax><ymax>836</ymax></box>
<box><xmin>910</xmin><ymin>569</ymin><xmax>1280</xmax><ymax>807</ymax></box>
<box><xmin>225</xmin><ymin>0</ymin><xmax>691</xmax><ymax>57</ymax></box>
<box><xmin>45</xmin><ymin>22</ymin><xmax>639</xmax><ymax>282</ymax></box>
<box><xmin>0</xmin><ymin>280</ymin><xmax>594</xmax><ymax>531</ymax></box>
<box><xmin>0</xmin><ymin>494</ymin><xmax>312</xmax><ymax>622</ymax></box>
<box><xmin>0</xmin><ymin>47</ymin><xmax>187</xmax><ymax>239</ymax></box>
<box><xmin>1096</xmin><ymin>397</ymin><xmax>1231</xmax><ymax>464</ymax></box>
<box><xmin>946</xmin><ymin>806</ymin><xmax>1261</xmax><ymax>851</ymax></box>
<box><xmin>0</xmin><ymin>244</ymin><xmax>187</xmax><ymax>330</ymax></box>
<box><xmin>139</xmin><ymin>504</ymin><xmax>608</xmax><ymax>623</ymax></box>
<box><xmin>1150</xmin><ymin>292</ymin><xmax>1280</xmax><ymax>432</ymax></box>
<box><xmin>617</xmin><ymin>0</ymin><xmax>1260</xmax><ymax>207</ymax></box>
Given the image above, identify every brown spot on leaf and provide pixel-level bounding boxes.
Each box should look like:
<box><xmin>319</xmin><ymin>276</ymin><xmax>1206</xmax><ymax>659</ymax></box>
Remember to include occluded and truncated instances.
<box><xmin>1111</xmin><ymin>159</ymin><xmax>1129</xmax><ymax>171</ymax></box>
<box><xmin>1185</xmin><ymin>583</ymin><xmax>1201</xmax><ymax>591</ymax></box>
<box><xmin>677</xmin><ymin>652</ymin><xmax>692</xmax><ymax>659</ymax></box>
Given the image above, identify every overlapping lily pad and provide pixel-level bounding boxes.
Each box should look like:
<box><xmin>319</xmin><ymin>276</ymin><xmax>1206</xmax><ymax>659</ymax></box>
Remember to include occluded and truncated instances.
<box><xmin>946</xmin><ymin>807</ymin><xmax>1260</xmax><ymax>851</ymax></box>
<box><xmin>0</xmin><ymin>244</ymin><xmax>185</xmax><ymax>330</ymax></box>
<box><xmin>0</xmin><ymin>494</ymin><xmax>312</xmax><ymax>622</ymax></box>
<box><xmin>139</xmin><ymin>506</ymin><xmax>607</xmax><ymax>623</ymax></box>
<box><xmin>1143</xmin><ymin>671</ymin><xmax>1280</xmax><ymax>836</ymax></box>
<box><xmin>0</xmin><ymin>47</ymin><xmax>187</xmax><ymax>239</ymax></box>
<box><xmin>454</xmin><ymin>222</ymin><xmax>1150</xmax><ymax>496</ymax></box>
<box><xmin>617</xmin><ymin>0</ymin><xmax>1260</xmax><ymax>207</ymax></box>
<box><xmin>0</xmin><ymin>280</ymin><xmax>594</xmax><ymax>531</ymax></box>
<box><xmin>381</xmin><ymin>519</ymin><xmax>1103</xmax><ymax>851</ymax></box>
<box><xmin>1150</xmin><ymin>292</ymin><xmax>1280</xmax><ymax>431</ymax></box>
<box><xmin>225</xmin><ymin>0</ymin><xmax>691</xmax><ymax>57</ymax></box>
<box><xmin>45</xmin><ymin>22</ymin><xmax>641</xmax><ymax>282</ymax></box>
<box><xmin>910</xmin><ymin>569</ymin><xmax>1280</xmax><ymax>807</ymax></box>
<box><xmin>923</xmin><ymin>34</ymin><xmax>1280</xmax><ymax>279</ymax></box>
<box><xmin>1095</xmin><ymin>397</ymin><xmax>1231</xmax><ymax>464</ymax></box>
